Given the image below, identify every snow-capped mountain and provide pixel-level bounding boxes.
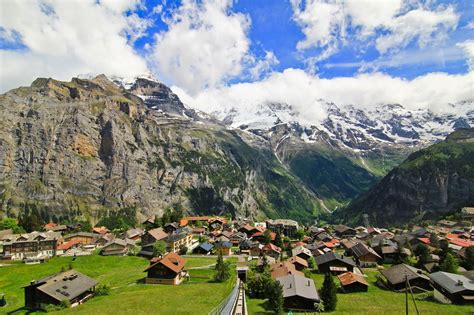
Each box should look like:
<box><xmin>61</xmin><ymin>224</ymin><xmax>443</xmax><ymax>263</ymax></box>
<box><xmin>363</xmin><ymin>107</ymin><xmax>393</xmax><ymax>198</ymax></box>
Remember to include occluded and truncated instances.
<box><xmin>208</xmin><ymin>100</ymin><xmax>474</xmax><ymax>151</ymax></box>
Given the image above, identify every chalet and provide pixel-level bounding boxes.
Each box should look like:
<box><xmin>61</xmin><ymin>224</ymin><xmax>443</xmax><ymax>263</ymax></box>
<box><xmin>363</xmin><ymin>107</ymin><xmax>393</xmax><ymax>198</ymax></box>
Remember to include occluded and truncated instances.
<box><xmin>411</xmin><ymin>227</ymin><xmax>429</xmax><ymax>238</ymax></box>
<box><xmin>141</xmin><ymin>228</ymin><xmax>168</xmax><ymax>248</ymax></box>
<box><xmin>238</xmin><ymin>224</ymin><xmax>259</xmax><ymax>237</ymax></box>
<box><xmin>2</xmin><ymin>231</ymin><xmax>62</xmax><ymax>260</ymax></box>
<box><xmin>430</xmin><ymin>272</ymin><xmax>474</xmax><ymax>304</ymax></box>
<box><xmin>349</xmin><ymin>242</ymin><xmax>381</xmax><ymax>267</ymax></box>
<box><xmin>56</xmin><ymin>240</ymin><xmax>81</xmax><ymax>255</ymax></box>
<box><xmin>250</xmin><ymin>243</ymin><xmax>263</xmax><ymax>257</ymax></box>
<box><xmin>209</xmin><ymin>218</ymin><xmax>226</xmax><ymax>230</ymax></box>
<box><xmin>276</xmin><ymin>274</ymin><xmax>320</xmax><ymax>311</ymax></box>
<box><xmin>314</xmin><ymin>232</ymin><xmax>332</xmax><ymax>242</ymax></box>
<box><xmin>214</xmin><ymin>241</ymin><xmax>232</xmax><ymax>256</ymax></box>
<box><xmin>239</xmin><ymin>239</ymin><xmax>253</xmax><ymax>254</ymax></box>
<box><xmin>381</xmin><ymin>245</ymin><xmax>400</xmax><ymax>263</ymax></box>
<box><xmin>256</xmin><ymin>255</ymin><xmax>276</xmax><ymax>268</ymax></box>
<box><xmin>144</xmin><ymin>252</ymin><xmax>188</xmax><ymax>285</ymax></box>
<box><xmin>24</xmin><ymin>270</ymin><xmax>97</xmax><ymax>310</ymax></box>
<box><xmin>262</xmin><ymin>243</ymin><xmax>281</xmax><ymax>260</ymax></box>
<box><xmin>192</xmin><ymin>227</ymin><xmax>206</xmax><ymax>235</ymax></box>
<box><xmin>334</xmin><ymin>225</ymin><xmax>356</xmax><ymax>238</ymax></box>
<box><xmin>461</xmin><ymin>207</ymin><xmax>474</xmax><ymax>221</ymax></box>
<box><xmin>44</xmin><ymin>223</ymin><xmax>68</xmax><ymax>234</ymax></box>
<box><xmin>251</xmin><ymin>230</ymin><xmax>276</xmax><ymax>244</ymax></box>
<box><xmin>271</xmin><ymin>261</ymin><xmax>304</xmax><ymax>279</ymax></box>
<box><xmin>438</xmin><ymin>220</ymin><xmax>458</xmax><ymax>228</ymax></box>
<box><xmin>100</xmin><ymin>239</ymin><xmax>135</xmax><ymax>256</ymax></box>
<box><xmin>287</xmin><ymin>256</ymin><xmax>309</xmax><ymax>271</ymax></box>
<box><xmin>292</xmin><ymin>246</ymin><xmax>312</xmax><ymax>261</ymax></box>
<box><xmin>163</xmin><ymin>223</ymin><xmax>179</xmax><ymax>234</ymax></box>
<box><xmin>338</xmin><ymin>272</ymin><xmax>369</xmax><ymax>293</ymax></box>
<box><xmin>266</xmin><ymin>219</ymin><xmax>298</xmax><ymax>238</ymax></box>
<box><xmin>315</xmin><ymin>252</ymin><xmax>356</xmax><ymax>274</ymax></box>
<box><xmin>64</xmin><ymin>232</ymin><xmax>96</xmax><ymax>245</ymax></box>
<box><xmin>229</xmin><ymin>232</ymin><xmax>247</xmax><ymax>245</ymax></box>
<box><xmin>142</xmin><ymin>216</ymin><xmax>156</xmax><ymax>229</ymax></box>
<box><xmin>380</xmin><ymin>264</ymin><xmax>431</xmax><ymax>291</ymax></box>
<box><xmin>193</xmin><ymin>242</ymin><xmax>214</xmax><ymax>255</ymax></box>
<box><xmin>92</xmin><ymin>226</ymin><xmax>109</xmax><ymax>235</ymax></box>
<box><xmin>121</xmin><ymin>228</ymin><xmax>144</xmax><ymax>241</ymax></box>
<box><xmin>93</xmin><ymin>234</ymin><xmax>114</xmax><ymax>247</ymax></box>
<box><xmin>341</xmin><ymin>239</ymin><xmax>357</xmax><ymax>251</ymax></box>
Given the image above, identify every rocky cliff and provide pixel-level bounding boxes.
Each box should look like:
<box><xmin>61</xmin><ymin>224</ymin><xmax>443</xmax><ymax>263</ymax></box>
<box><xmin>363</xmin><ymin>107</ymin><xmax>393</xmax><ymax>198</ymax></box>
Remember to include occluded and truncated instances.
<box><xmin>340</xmin><ymin>128</ymin><xmax>474</xmax><ymax>226</ymax></box>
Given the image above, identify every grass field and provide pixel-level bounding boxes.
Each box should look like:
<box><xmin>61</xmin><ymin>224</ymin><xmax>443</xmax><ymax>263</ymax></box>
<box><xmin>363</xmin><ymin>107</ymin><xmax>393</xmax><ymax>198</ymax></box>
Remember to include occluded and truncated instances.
<box><xmin>0</xmin><ymin>255</ymin><xmax>236</xmax><ymax>314</ymax></box>
<box><xmin>247</xmin><ymin>269</ymin><xmax>474</xmax><ymax>314</ymax></box>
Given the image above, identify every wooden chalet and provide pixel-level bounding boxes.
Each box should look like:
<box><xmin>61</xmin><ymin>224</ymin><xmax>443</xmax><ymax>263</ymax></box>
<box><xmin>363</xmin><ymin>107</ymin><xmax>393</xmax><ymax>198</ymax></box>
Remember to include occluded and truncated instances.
<box><xmin>144</xmin><ymin>252</ymin><xmax>188</xmax><ymax>285</ymax></box>
<box><xmin>100</xmin><ymin>239</ymin><xmax>135</xmax><ymax>256</ymax></box>
<box><xmin>430</xmin><ymin>271</ymin><xmax>474</xmax><ymax>304</ymax></box>
<box><xmin>380</xmin><ymin>264</ymin><xmax>431</xmax><ymax>291</ymax></box>
<box><xmin>193</xmin><ymin>242</ymin><xmax>213</xmax><ymax>255</ymax></box>
<box><xmin>315</xmin><ymin>252</ymin><xmax>356</xmax><ymax>274</ymax></box>
<box><xmin>287</xmin><ymin>256</ymin><xmax>309</xmax><ymax>271</ymax></box>
<box><xmin>262</xmin><ymin>243</ymin><xmax>281</xmax><ymax>260</ymax></box>
<box><xmin>338</xmin><ymin>272</ymin><xmax>369</xmax><ymax>293</ymax></box>
<box><xmin>334</xmin><ymin>225</ymin><xmax>356</xmax><ymax>238</ymax></box>
<box><xmin>276</xmin><ymin>274</ymin><xmax>320</xmax><ymax>311</ymax></box>
<box><xmin>349</xmin><ymin>242</ymin><xmax>381</xmax><ymax>267</ymax></box>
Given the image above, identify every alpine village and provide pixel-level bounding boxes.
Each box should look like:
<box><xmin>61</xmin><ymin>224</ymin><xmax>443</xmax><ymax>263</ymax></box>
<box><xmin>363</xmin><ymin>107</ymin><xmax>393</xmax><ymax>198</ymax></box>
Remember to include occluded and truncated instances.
<box><xmin>1</xmin><ymin>1</ymin><xmax>474</xmax><ymax>315</ymax></box>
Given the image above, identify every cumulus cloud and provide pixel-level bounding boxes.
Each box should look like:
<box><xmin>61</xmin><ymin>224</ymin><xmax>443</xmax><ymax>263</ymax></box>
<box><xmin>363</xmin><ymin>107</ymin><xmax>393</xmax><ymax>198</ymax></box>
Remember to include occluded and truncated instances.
<box><xmin>290</xmin><ymin>0</ymin><xmax>460</xmax><ymax>64</ymax></box>
<box><xmin>0</xmin><ymin>0</ymin><xmax>149</xmax><ymax>92</ymax></box>
<box><xmin>249</xmin><ymin>51</ymin><xmax>279</xmax><ymax>80</ymax></box>
<box><xmin>174</xmin><ymin>68</ymin><xmax>473</xmax><ymax>124</ymax></box>
<box><xmin>457</xmin><ymin>40</ymin><xmax>474</xmax><ymax>70</ymax></box>
<box><xmin>150</xmin><ymin>0</ymin><xmax>252</xmax><ymax>94</ymax></box>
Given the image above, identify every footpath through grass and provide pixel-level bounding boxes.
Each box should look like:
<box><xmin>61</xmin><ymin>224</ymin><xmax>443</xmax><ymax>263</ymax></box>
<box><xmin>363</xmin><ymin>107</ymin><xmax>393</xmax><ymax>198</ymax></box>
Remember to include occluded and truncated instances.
<box><xmin>247</xmin><ymin>268</ymin><xmax>473</xmax><ymax>315</ymax></box>
<box><xmin>0</xmin><ymin>255</ymin><xmax>236</xmax><ymax>314</ymax></box>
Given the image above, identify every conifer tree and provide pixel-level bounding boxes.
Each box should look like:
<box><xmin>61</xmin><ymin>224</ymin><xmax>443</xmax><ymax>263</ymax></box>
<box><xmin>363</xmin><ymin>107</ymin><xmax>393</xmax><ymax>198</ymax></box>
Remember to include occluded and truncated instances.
<box><xmin>440</xmin><ymin>252</ymin><xmax>459</xmax><ymax>274</ymax></box>
<box><xmin>320</xmin><ymin>273</ymin><xmax>337</xmax><ymax>312</ymax></box>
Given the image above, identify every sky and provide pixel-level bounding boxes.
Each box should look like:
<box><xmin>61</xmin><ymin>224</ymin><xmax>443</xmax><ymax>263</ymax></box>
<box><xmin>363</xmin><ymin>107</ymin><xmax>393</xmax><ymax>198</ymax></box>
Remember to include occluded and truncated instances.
<box><xmin>0</xmin><ymin>0</ymin><xmax>473</xmax><ymax>114</ymax></box>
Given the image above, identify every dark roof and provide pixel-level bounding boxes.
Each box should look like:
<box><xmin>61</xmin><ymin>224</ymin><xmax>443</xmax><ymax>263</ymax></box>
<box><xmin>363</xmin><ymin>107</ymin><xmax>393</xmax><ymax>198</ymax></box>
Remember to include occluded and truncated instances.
<box><xmin>197</xmin><ymin>242</ymin><xmax>214</xmax><ymax>252</ymax></box>
<box><xmin>315</xmin><ymin>252</ymin><xmax>356</xmax><ymax>267</ymax></box>
<box><xmin>429</xmin><ymin>272</ymin><xmax>474</xmax><ymax>294</ymax></box>
<box><xmin>350</xmin><ymin>242</ymin><xmax>381</xmax><ymax>259</ymax></box>
<box><xmin>214</xmin><ymin>241</ymin><xmax>232</xmax><ymax>249</ymax></box>
<box><xmin>29</xmin><ymin>270</ymin><xmax>97</xmax><ymax>303</ymax></box>
<box><xmin>167</xmin><ymin>232</ymin><xmax>188</xmax><ymax>242</ymax></box>
<box><xmin>335</xmin><ymin>225</ymin><xmax>354</xmax><ymax>233</ymax></box>
<box><xmin>381</xmin><ymin>264</ymin><xmax>429</xmax><ymax>285</ymax></box>
<box><xmin>276</xmin><ymin>275</ymin><xmax>320</xmax><ymax>302</ymax></box>
<box><xmin>64</xmin><ymin>232</ymin><xmax>96</xmax><ymax>239</ymax></box>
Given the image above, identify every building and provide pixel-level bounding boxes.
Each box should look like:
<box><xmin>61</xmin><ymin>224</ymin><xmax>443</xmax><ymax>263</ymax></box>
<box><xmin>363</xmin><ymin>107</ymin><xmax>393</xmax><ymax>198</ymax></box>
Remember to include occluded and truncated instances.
<box><xmin>56</xmin><ymin>240</ymin><xmax>81</xmax><ymax>255</ymax></box>
<box><xmin>276</xmin><ymin>274</ymin><xmax>320</xmax><ymax>311</ymax></box>
<box><xmin>271</xmin><ymin>262</ymin><xmax>304</xmax><ymax>279</ymax></box>
<box><xmin>166</xmin><ymin>232</ymin><xmax>193</xmax><ymax>253</ymax></box>
<box><xmin>193</xmin><ymin>242</ymin><xmax>214</xmax><ymax>255</ymax></box>
<box><xmin>63</xmin><ymin>232</ymin><xmax>96</xmax><ymax>245</ymax></box>
<box><xmin>163</xmin><ymin>223</ymin><xmax>179</xmax><ymax>234</ymax></box>
<box><xmin>266</xmin><ymin>219</ymin><xmax>299</xmax><ymax>238</ymax></box>
<box><xmin>214</xmin><ymin>241</ymin><xmax>232</xmax><ymax>256</ymax></box>
<box><xmin>334</xmin><ymin>225</ymin><xmax>356</xmax><ymax>238</ymax></box>
<box><xmin>141</xmin><ymin>228</ymin><xmax>168</xmax><ymax>247</ymax></box>
<box><xmin>24</xmin><ymin>270</ymin><xmax>97</xmax><ymax>310</ymax></box>
<box><xmin>2</xmin><ymin>231</ymin><xmax>62</xmax><ymax>260</ymax></box>
<box><xmin>315</xmin><ymin>252</ymin><xmax>356</xmax><ymax>274</ymax></box>
<box><xmin>262</xmin><ymin>243</ymin><xmax>282</xmax><ymax>260</ymax></box>
<box><xmin>430</xmin><ymin>271</ymin><xmax>474</xmax><ymax>304</ymax></box>
<box><xmin>380</xmin><ymin>264</ymin><xmax>431</xmax><ymax>291</ymax></box>
<box><xmin>461</xmin><ymin>207</ymin><xmax>474</xmax><ymax>221</ymax></box>
<box><xmin>287</xmin><ymin>256</ymin><xmax>309</xmax><ymax>271</ymax></box>
<box><xmin>144</xmin><ymin>252</ymin><xmax>188</xmax><ymax>285</ymax></box>
<box><xmin>349</xmin><ymin>242</ymin><xmax>381</xmax><ymax>267</ymax></box>
<box><xmin>100</xmin><ymin>239</ymin><xmax>135</xmax><ymax>256</ymax></box>
<box><xmin>338</xmin><ymin>272</ymin><xmax>369</xmax><ymax>293</ymax></box>
<box><xmin>292</xmin><ymin>246</ymin><xmax>313</xmax><ymax>261</ymax></box>
<box><xmin>92</xmin><ymin>226</ymin><xmax>109</xmax><ymax>235</ymax></box>
<box><xmin>121</xmin><ymin>228</ymin><xmax>144</xmax><ymax>241</ymax></box>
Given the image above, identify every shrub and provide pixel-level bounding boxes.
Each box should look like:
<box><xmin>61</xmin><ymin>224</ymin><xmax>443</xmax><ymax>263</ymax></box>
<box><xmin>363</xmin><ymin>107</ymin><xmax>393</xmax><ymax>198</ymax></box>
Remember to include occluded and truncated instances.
<box><xmin>95</xmin><ymin>284</ymin><xmax>111</xmax><ymax>296</ymax></box>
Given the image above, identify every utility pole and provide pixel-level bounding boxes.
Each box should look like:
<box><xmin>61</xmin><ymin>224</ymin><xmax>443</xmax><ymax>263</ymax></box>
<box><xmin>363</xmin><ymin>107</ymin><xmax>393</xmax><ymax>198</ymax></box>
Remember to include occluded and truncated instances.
<box><xmin>405</xmin><ymin>275</ymin><xmax>408</xmax><ymax>315</ymax></box>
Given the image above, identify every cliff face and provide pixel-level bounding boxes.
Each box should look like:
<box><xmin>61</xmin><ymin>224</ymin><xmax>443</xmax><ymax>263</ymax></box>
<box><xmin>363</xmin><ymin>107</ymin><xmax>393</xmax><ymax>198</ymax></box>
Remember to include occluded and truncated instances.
<box><xmin>342</xmin><ymin>128</ymin><xmax>474</xmax><ymax>226</ymax></box>
<box><xmin>0</xmin><ymin>75</ymin><xmax>323</xmax><ymax>223</ymax></box>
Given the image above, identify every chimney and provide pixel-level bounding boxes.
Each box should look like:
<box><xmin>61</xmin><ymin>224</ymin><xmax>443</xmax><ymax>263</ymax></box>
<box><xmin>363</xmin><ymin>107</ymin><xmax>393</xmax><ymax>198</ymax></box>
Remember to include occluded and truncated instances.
<box><xmin>307</xmin><ymin>280</ymin><xmax>310</xmax><ymax>286</ymax></box>
<box><xmin>457</xmin><ymin>280</ymin><xmax>463</xmax><ymax>286</ymax></box>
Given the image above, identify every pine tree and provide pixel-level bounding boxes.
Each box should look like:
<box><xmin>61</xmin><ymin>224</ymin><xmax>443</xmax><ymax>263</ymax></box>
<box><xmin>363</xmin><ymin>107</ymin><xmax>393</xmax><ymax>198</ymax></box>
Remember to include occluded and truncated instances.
<box><xmin>415</xmin><ymin>244</ymin><xmax>430</xmax><ymax>268</ymax></box>
<box><xmin>440</xmin><ymin>252</ymin><xmax>459</xmax><ymax>274</ymax></box>
<box><xmin>321</xmin><ymin>273</ymin><xmax>337</xmax><ymax>312</ymax></box>
<box><xmin>214</xmin><ymin>252</ymin><xmax>231</xmax><ymax>282</ymax></box>
<box><xmin>263</xmin><ymin>229</ymin><xmax>272</xmax><ymax>245</ymax></box>
<box><xmin>465</xmin><ymin>246</ymin><xmax>474</xmax><ymax>270</ymax></box>
<box><xmin>274</xmin><ymin>231</ymin><xmax>283</xmax><ymax>248</ymax></box>
<box><xmin>266</xmin><ymin>279</ymin><xmax>284</xmax><ymax>315</ymax></box>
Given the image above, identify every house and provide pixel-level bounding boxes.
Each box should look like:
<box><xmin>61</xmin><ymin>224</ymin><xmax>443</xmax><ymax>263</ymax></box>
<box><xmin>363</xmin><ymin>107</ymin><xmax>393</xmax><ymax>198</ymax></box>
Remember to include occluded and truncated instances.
<box><xmin>56</xmin><ymin>240</ymin><xmax>81</xmax><ymax>255</ymax></box>
<box><xmin>100</xmin><ymin>239</ymin><xmax>135</xmax><ymax>256</ymax></box>
<box><xmin>287</xmin><ymin>256</ymin><xmax>309</xmax><ymax>271</ymax></box>
<box><xmin>338</xmin><ymin>272</ymin><xmax>369</xmax><ymax>293</ymax></box>
<box><xmin>438</xmin><ymin>220</ymin><xmax>458</xmax><ymax>228</ymax></box>
<box><xmin>165</xmin><ymin>232</ymin><xmax>192</xmax><ymax>253</ymax></box>
<box><xmin>349</xmin><ymin>242</ymin><xmax>381</xmax><ymax>267</ymax></box>
<box><xmin>64</xmin><ymin>232</ymin><xmax>96</xmax><ymax>245</ymax></box>
<box><xmin>315</xmin><ymin>252</ymin><xmax>356</xmax><ymax>274</ymax></box>
<box><xmin>142</xmin><ymin>216</ymin><xmax>156</xmax><ymax>229</ymax></box>
<box><xmin>461</xmin><ymin>207</ymin><xmax>474</xmax><ymax>221</ymax></box>
<box><xmin>334</xmin><ymin>225</ymin><xmax>356</xmax><ymax>238</ymax></box>
<box><xmin>266</xmin><ymin>219</ymin><xmax>299</xmax><ymax>238</ymax></box>
<box><xmin>251</xmin><ymin>230</ymin><xmax>276</xmax><ymax>244</ymax></box>
<box><xmin>271</xmin><ymin>262</ymin><xmax>304</xmax><ymax>279</ymax></box>
<box><xmin>44</xmin><ymin>223</ymin><xmax>68</xmax><ymax>234</ymax></box>
<box><xmin>429</xmin><ymin>271</ymin><xmax>474</xmax><ymax>304</ymax></box>
<box><xmin>121</xmin><ymin>228</ymin><xmax>144</xmax><ymax>241</ymax></box>
<box><xmin>141</xmin><ymin>228</ymin><xmax>168</xmax><ymax>248</ymax></box>
<box><xmin>2</xmin><ymin>231</ymin><xmax>62</xmax><ymax>260</ymax></box>
<box><xmin>292</xmin><ymin>246</ymin><xmax>312</xmax><ymax>261</ymax></box>
<box><xmin>92</xmin><ymin>226</ymin><xmax>109</xmax><ymax>235</ymax></box>
<box><xmin>276</xmin><ymin>274</ymin><xmax>320</xmax><ymax>311</ymax></box>
<box><xmin>93</xmin><ymin>233</ymin><xmax>115</xmax><ymax>247</ymax></box>
<box><xmin>262</xmin><ymin>243</ymin><xmax>281</xmax><ymax>260</ymax></box>
<box><xmin>144</xmin><ymin>252</ymin><xmax>188</xmax><ymax>285</ymax></box>
<box><xmin>257</xmin><ymin>255</ymin><xmax>276</xmax><ymax>268</ymax></box>
<box><xmin>229</xmin><ymin>232</ymin><xmax>247</xmax><ymax>245</ymax></box>
<box><xmin>250</xmin><ymin>243</ymin><xmax>263</xmax><ymax>257</ymax></box>
<box><xmin>238</xmin><ymin>224</ymin><xmax>259</xmax><ymax>237</ymax></box>
<box><xmin>24</xmin><ymin>270</ymin><xmax>97</xmax><ymax>310</ymax></box>
<box><xmin>214</xmin><ymin>241</ymin><xmax>232</xmax><ymax>256</ymax></box>
<box><xmin>380</xmin><ymin>264</ymin><xmax>431</xmax><ymax>291</ymax></box>
<box><xmin>163</xmin><ymin>223</ymin><xmax>179</xmax><ymax>234</ymax></box>
<box><xmin>193</xmin><ymin>242</ymin><xmax>214</xmax><ymax>255</ymax></box>
<box><xmin>239</xmin><ymin>239</ymin><xmax>253</xmax><ymax>254</ymax></box>
<box><xmin>381</xmin><ymin>245</ymin><xmax>400</xmax><ymax>263</ymax></box>
<box><xmin>209</xmin><ymin>218</ymin><xmax>226</xmax><ymax>231</ymax></box>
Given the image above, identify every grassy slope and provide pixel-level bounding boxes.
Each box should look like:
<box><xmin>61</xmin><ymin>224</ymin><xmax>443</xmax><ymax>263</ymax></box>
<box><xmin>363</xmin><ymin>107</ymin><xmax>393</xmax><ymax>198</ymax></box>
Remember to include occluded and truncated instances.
<box><xmin>0</xmin><ymin>255</ymin><xmax>235</xmax><ymax>315</ymax></box>
<box><xmin>246</xmin><ymin>269</ymin><xmax>472</xmax><ymax>315</ymax></box>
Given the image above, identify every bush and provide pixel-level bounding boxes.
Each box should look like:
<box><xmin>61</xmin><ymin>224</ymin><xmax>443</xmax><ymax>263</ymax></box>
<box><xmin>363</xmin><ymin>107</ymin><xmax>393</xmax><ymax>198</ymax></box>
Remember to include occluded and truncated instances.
<box><xmin>95</xmin><ymin>284</ymin><xmax>111</xmax><ymax>296</ymax></box>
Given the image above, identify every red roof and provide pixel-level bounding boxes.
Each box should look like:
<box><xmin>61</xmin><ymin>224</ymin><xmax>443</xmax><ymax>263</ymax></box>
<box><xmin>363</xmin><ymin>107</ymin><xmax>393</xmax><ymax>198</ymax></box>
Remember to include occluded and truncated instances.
<box><xmin>93</xmin><ymin>226</ymin><xmax>110</xmax><ymax>234</ymax></box>
<box><xmin>263</xmin><ymin>243</ymin><xmax>281</xmax><ymax>253</ymax></box>
<box><xmin>449</xmin><ymin>238</ymin><xmax>474</xmax><ymax>248</ymax></box>
<box><xmin>44</xmin><ymin>222</ymin><xmax>58</xmax><ymax>229</ymax></box>
<box><xmin>417</xmin><ymin>237</ymin><xmax>430</xmax><ymax>245</ymax></box>
<box><xmin>58</xmin><ymin>239</ymin><xmax>81</xmax><ymax>251</ymax></box>
<box><xmin>145</xmin><ymin>252</ymin><xmax>187</xmax><ymax>273</ymax></box>
<box><xmin>338</xmin><ymin>272</ymin><xmax>369</xmax><ymax>286</ymax></box>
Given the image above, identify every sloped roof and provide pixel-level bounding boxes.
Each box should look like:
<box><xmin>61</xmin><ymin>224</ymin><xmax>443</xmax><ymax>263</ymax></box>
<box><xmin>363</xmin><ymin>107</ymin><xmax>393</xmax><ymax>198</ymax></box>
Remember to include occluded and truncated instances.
<box><xmin>287</xmin><ymin>256</ymin><xmax>309</xmax><ymax>268</ymax></box>
<box><xmin>350</xmin><ymin>242</ymin><xmax>381</xmax><ymax>259</ymax></box>
<box><xmin>430</xmin><ymin>271</ymin><xmax>474</xmax><ymax>294</ymax></box>
<box><xmin>197</xmin><ymin>242</ymin><xmax>214</xmax><ymax>252</ymax></box>
<box><xmin>145</xmin><ymin>252</ymin><xmax>186</xmax><ymax>273</ymax></box>
<box><xmin>57</xmin><ymin>239</ymin><xmax>81</xmax><ymax>251</ymax></box>
<box><xmin>271</xmin><ymin>262</ymin><xmax>304</xmax><ymax>278</ymax></box>
<box><xmin>276</xmin><ymin>274</ymin><xmax>320</xmax><ymax>302</ymax></box>
<box><xmin>315</xmin><ymin>252</ymin><xmax>356</xmax><ymax>267</ymax></box>
<box><xmin>338</xmin><ymin>272</ymin><xmax>369</xmax><ymax>287</ymax></box>
<box><xmin>381</xmin><ymin>264</ymin><xmax>429</xmax><ymax>286</ymax></box>
<box><xmin>147</xmin><ymin>228</ymin><xmax>168</xmax><ymax>241</ymax></box>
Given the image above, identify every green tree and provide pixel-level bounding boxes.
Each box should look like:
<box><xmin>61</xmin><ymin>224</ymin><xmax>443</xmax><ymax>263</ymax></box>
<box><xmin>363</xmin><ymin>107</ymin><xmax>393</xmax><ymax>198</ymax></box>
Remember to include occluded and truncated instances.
<box><xmin>414</xmin><ymin>244</ymin><xmax>430</xmax><ymax>268</ymax></box>
<box><xmin>267</xmin><ymin>279</ymin><xmax>284</xmax><ymax>315</ymax></box>
<box><xmin>440</xmin><ymin>252</ymin><xmax>459</xmax><ymax>274</ymax></box>
<box><xmin>274</xmin><ymin>231</ymin><xmax>283</xmax><ymax>248</ymax></box>
<box><xmin>0</xmin><ymin>217</ymin><xmax>25</xmax><ymax>234</ymax></box>
<box><xmin>179</xmin><ymin>245</ymin><xmax>188</xmax><ymax>255</ymax></box>
<box><xmin>78</xmin><ymin>220</ymin><xmax>92</xmax><ymax>232</ymax></box>
<box><xmin>464</xmin><ymin>246</ymin><xmax>474</xmax><ymax>270</ymax></box>
<box><xmin>295</xmin><ymin>228</ymin><xmax>306</xmax><ymax>241</ymax></box>
<box><xmin>320</xmin><ymin>273</ymin><xmax>337</xmax><ymax>312</ymax></box>
<box><xmin>263</xmin><ymin>229</ymin><xmax>272</xmax><ymax>245</ymax></box>
<box><xmin>429</xmin><ymin>234</ymin><xmax>439</xmax><ymax>248</ymax></box>
<box><xmin>153</xmin><ymin>240</ymin><xmax>167</xmax><ymax>257</ymax></box>
<box><xmin>308</xmin><ymin>256</ymin><xmax>316</xmax><ymax>270</ymax></box>
<box><xmin>258</xmin><ymin>253</ymin><xmax>269</xmax><ymax>273</ymax></box>
<box><xmin>214</xmin><ymin>252</ymin><xmax>231</xmax><ymax>282</ymax></box>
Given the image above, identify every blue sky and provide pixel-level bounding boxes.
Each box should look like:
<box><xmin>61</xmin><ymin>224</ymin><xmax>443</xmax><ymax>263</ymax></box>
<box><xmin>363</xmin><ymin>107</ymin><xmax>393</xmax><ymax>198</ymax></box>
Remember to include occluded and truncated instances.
<box><xmin>0</xmin><ymin>0</ymin><xmax>473</xmax><ymax>112</ymax></box>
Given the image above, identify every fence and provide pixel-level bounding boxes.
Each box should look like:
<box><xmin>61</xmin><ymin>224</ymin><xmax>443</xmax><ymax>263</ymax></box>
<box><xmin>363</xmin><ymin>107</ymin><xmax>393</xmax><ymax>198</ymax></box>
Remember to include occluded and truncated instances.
<box><xmin>208</xmin><ymin>279</ymin><xmax>241</xmax><ymax>315</ymax></box>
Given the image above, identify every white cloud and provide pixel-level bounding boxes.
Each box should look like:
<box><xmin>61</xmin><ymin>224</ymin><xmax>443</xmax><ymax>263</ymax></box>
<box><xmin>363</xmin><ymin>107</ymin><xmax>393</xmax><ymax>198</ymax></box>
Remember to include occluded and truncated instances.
<box><xmin>290</xmin><ymin>0</ymin><xmax>460</xmax><ymax>63</ymax></box>
<box><xmin>249</xmin><ymin>51</ymin><xmax>279</xmax><ymax>80</ymax></box>
<box><xmin>0</xmin><ymin>0</ymin><xmax>149</xmax><ymax>92</ymax></box>
<box><xmin>174</xmin><ymin>68</ymin><xmax>473</xmax><ymax>124</ymax></box>
<box><xmin>457</xmin><ymin>40</ymin><xmax>474</xmax><ymax>70</ymax></box>
<box><xmin>150</xmin><ymin>0</ymin><xmax>252</xmax><ymax>94</ymax></box>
